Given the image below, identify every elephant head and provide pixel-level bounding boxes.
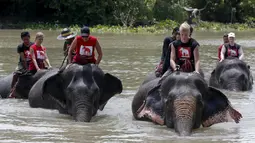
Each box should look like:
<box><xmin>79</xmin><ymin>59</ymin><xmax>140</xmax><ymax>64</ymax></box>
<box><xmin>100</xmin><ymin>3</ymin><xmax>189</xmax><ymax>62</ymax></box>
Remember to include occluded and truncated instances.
<box><xmin>161</xmin><ymin>72</ymin><xmax>242</xmax><ymax>136</ymax></box>
<box><xmin>135</xmin><ymin>72</ymin><xmax>242</xmax><ymax>136</ymax></box>
<box><xmin>210</xmin><ymin>57</ymin><xmax>253</xmax><ymax>91</ymax></box>
<box><xmin>34</xmin><ymin>64</ymin><xmax>122</xmax><ymax>122</ymax></box>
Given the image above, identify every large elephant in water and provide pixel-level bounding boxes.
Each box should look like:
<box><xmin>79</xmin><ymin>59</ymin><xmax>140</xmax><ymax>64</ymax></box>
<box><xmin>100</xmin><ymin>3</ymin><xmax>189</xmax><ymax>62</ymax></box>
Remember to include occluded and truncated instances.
<box><xmin>0</xmin><ymin>74</ymin><xmax>13</xmax><ymax>98</ymax></box>
<box><xmin>209</xmin><ymin>57</ymin><xmax>253</xmax><ymax>91</ymax></box>
<box><xmin>132</xmin><ymin>71</ymin><xmax>242</xmax><ymax>136</ymax></box>
<box><xmin>28</xmin><ymin>63</ymin><xmax>123</xmax><ymax>122</ymax></box>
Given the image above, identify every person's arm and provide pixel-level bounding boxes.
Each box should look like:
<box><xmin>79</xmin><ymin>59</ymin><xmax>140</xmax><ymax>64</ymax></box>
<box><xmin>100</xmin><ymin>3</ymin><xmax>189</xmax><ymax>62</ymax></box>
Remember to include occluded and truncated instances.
<box><xmin>44</xmin><ymin>51</ymin><xmax>51</xmax><ymax>68</ymax></box>
<box><xmin>193</xmin><ymin>46</ymin><xmax>200</xmax><ymax>73</ymax></box>
<box><xmin>170</xmin><ymin>44</ymin><xmax>177</xmax><ymax>71</ymax></box>
<box><xmin>68</xmin><ymin>37</ymin><xmax>77</xmax><ymax>64</ymax></box>
<box><xmin>30</xmin><ymin>48</ymin><xmax>40</xmax><ymax>71</ymax></box>
<box><xmin>238</xmin><ymin>47</ymin><xmax>244</xmax><ymax>60</ymax></box>
<box><xmin>220</xmin><ymin>45</ymin><xmax>226</xmax><ymax>62</ymax></box>
<box><xmin>95</xmin><ymin>40</ymin><xmax>103</xmax><ymax>65</ymax></box>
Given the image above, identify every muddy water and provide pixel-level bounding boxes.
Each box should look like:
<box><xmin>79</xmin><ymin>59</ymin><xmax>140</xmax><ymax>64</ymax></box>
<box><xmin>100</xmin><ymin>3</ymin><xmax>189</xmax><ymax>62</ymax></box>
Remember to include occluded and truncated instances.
<box><xmin>0</xmin><ymin>30</ymin><xmax>255</xmax><ymax>142</ymax></box>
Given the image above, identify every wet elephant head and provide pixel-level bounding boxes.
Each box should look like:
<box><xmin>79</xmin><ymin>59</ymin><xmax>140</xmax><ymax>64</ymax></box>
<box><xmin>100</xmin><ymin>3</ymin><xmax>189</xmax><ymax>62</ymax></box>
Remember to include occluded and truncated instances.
<box><xmin>161</xmin><ymin>72</ymin><xmax>242</xmax><ymax>136</ymax></box>
<box><xmin>38</xmin><ymin>64</ymin><xmax>122</xmax><ymax>122</ymax></box>
<box><xmin>210</xmin><ymin>57</ymin><xmax>253</xmax><ymax>91</ymax></box>
<box><xmin>136</xmin><ymin>72</ymin><xmax>243</xmax><ymax>136</ymax></box>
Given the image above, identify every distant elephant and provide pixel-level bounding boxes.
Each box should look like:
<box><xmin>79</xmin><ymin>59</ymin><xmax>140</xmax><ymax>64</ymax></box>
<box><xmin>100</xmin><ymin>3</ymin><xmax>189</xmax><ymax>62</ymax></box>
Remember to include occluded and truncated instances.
<box><xmin>28</xmin><ymin>63</ymin><xmax>123</xmax><ymax>122</ymax></box>
<box><xmin>0</xmin><ymin>74</ymin><xmax>13</xmax><ymax>98</ymax></box>
<box><xmin>132</xmin><ymin>71</ymin><xmax>242</xmax><ymax>136</ymax></box>
<box><xmin>209</xmin><ymin>57</ymin><xmax>253</xmax><ymax>91</ymax></box>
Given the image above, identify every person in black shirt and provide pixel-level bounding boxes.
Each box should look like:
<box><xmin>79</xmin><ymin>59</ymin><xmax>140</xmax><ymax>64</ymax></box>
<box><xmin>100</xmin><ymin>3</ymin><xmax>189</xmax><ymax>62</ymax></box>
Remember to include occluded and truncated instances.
<box><xmin>155</xmin><ymin>27</ymin><xmax>180</xmax><ymax>77</ymax></box>
<box><xmin>9</xmin><ymin>31</ymin><xmax>33</xmax><ymax>98</ymax></box>
<box><xmin>170</xmin><ymin>22</ymin><xmax>200</xmax><ymax>73</ymax></box>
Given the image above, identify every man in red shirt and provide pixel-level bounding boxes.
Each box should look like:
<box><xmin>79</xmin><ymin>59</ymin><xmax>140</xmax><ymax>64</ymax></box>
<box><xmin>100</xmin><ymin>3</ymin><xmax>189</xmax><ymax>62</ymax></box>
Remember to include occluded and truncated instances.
<box><xmin>68</xmin><ymin>26</ymin><xmax>103</xmax><ymax>65</ymax></box>
<box><xmin>218</xmin><ymin>34</ymin><xmax>229</xmax><ymax>61</ymax></box>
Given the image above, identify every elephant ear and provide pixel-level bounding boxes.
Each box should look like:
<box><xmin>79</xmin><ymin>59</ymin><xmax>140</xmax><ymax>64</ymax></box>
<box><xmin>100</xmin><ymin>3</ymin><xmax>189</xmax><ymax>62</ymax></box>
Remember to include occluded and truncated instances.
<box><xmin>99</xmin><ymin>73</ymin><xmax>123</xmax><ymax>110</ymax></box>
<box><xmin>202</xmin><ymin>86</ymin><xmax>242</xmax><ymax>127</ymax></box>
<box><xmin>31</xmin><ymin>69</ymin><xmax>66</xmax><ymax>108</ymax></box>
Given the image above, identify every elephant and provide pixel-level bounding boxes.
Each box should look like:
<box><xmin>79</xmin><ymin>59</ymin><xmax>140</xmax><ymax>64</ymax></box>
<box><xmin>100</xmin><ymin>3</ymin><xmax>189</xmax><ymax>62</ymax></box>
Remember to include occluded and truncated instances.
<box><xmin>132</xmin><ymin>71</ymin><xmax>242</xmax><ymax>136</ymax></box>
<box><xmin>12</xmin><ymin>69</ymin><xmax>51</xmax><ymax>99</ymax></box>
<box><xmin>209</xmin><ymin>57</ymin><xmax>253</xmax><ymax>91</ymax></box>
<box><xmin>28</xmin><ymin>63</ymin><xmax>123</xmax><ymax>122</ymax></box>
<box><xmin>0</xmin><ymin>73</ymin><xmax>13</xmax><ymax>98</ymax></box>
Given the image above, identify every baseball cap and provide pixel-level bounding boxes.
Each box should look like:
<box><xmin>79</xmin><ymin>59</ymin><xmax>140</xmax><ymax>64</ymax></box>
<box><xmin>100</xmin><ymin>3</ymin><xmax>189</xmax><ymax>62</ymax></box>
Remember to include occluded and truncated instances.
<box><xmin>81</xmin><ymin>26</ymin><xmax>90</xmax><ymax>37</ymax></box>
<box><xmin>228</xmin><ymin>32</ymin><xmax>235</xmax><ymax>38</ymax></box>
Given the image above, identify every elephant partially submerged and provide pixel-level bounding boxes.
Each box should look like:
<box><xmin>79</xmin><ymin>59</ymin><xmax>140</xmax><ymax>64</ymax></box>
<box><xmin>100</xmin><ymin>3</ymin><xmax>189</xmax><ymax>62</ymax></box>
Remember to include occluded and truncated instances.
<box><xmin>28</xmin><ymin>64</ymin><xmax>123</xmax><ymax>122</ymax></box>
<box><xmin>209</xmin><ymin>57</ymin><xmax>253</xmax><ymax>91</ymax></box>
<box><xmin>132</xmin><ymin>71</ymin><xmax>242</xmax><ymax>136</ymax></box>
<box><xmin>0</xmin><ymin>74</ymin><xmax>13</xmax><ymax>98</ymax></box>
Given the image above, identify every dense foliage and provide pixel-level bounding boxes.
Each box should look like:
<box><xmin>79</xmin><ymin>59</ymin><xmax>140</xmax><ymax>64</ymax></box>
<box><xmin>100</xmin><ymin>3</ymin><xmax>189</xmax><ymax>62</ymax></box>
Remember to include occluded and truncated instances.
<box><xmin>0</xmin><ymin>0</ymin><xmax>254</xmax><ymax>27</ymax></box>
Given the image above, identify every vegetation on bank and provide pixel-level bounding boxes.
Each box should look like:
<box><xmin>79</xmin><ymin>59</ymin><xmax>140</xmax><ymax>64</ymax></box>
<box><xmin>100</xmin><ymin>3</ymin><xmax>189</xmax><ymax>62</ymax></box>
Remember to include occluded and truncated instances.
<box><xmin>7</xmin><ymin>20</ymin><xmax>253</xmax><ymax>34</ymax></box>
<box><xmin>0</xmin><ymin>0</ymin><xmax>254</xmax><ymax>34</ymax></box>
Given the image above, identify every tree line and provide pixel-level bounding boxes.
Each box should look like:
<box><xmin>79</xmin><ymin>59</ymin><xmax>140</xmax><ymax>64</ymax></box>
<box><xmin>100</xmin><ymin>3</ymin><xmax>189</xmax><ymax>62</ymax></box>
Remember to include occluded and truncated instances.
<box><xmin>0</xmin><ymin>0</ymin><xmax>254</xmax><ymax>27</ymax></box>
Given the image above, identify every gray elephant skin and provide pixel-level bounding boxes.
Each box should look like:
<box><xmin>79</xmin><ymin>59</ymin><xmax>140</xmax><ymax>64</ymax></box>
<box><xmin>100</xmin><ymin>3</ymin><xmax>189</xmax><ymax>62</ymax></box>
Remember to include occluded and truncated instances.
<box><xmin>0</xmin><ymin>74</ymin><xmax>13</xmax><ymax>98</ymax></box>
<box><xmin>132</xmin><ymin>71</ymin><xmax>242</xmax><ymax>136</ymax></box>
<box><xmin>28</xmin><ymin>63</ymin><xmax>123</xmax><ymax>122</ymax></box>
<box><xmin>209</xmin><ymin>57</ymin><xmax>253</xmax><ymax>91</ymax></box>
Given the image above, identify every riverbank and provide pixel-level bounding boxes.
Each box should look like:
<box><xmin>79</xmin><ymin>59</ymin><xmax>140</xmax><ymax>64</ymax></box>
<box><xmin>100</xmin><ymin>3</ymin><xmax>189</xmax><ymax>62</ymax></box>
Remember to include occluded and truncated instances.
<box><xmin>1</xmin><ymin>20</ymin><xmax>255</xmax><ymax>34</ymax></box>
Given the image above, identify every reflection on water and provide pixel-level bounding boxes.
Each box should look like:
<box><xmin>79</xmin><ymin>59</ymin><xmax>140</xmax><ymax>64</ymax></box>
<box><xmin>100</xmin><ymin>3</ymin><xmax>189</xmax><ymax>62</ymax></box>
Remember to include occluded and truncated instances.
<box><xmin>0</xmin><ymin>30</ymin><xmax>255</xmax><ymax>142</ymax></box>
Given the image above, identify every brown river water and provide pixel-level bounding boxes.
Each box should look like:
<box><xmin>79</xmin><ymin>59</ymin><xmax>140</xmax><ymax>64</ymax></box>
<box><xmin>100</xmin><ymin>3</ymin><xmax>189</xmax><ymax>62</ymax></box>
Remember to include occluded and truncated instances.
<box><xmin>0</xmin><ymin>30</ymin><xmax>255</xmax><ymax>143</ymax></box>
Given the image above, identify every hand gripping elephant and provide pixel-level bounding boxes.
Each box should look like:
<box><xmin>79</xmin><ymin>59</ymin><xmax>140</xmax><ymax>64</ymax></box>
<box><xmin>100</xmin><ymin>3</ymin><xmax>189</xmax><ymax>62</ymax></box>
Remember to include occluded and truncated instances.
<box><xmin>28</xmin><ymin>63</ymin><xmax>123</xmax><ymax>122</ymax></box>
<box><xmin>132</xmin><ymin>71</ymin><xmax>242</xmax><ymax>136</ymax></box>
<box><xmin>209</xmin><ymin>57</ymin><xmax>253</xmax><ymax>91</ymax></box>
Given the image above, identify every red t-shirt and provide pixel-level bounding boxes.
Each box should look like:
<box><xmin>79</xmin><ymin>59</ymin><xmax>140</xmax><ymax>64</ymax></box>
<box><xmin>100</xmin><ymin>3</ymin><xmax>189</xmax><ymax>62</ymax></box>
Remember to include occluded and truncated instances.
<box><xmin>29</xmin><ymin>44</ymin><xmax>46</xmax><ymax>70</ymax></box>
<box><xmin>72</xmin><ymin>36</ymin><xmax>97</xmax><ymax>65</ymax></box>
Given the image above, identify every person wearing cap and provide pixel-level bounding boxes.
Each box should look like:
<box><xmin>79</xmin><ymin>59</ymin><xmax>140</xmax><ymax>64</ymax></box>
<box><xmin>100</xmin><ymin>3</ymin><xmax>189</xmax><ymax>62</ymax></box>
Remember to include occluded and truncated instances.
<box><xmin>9</xmin><ymin>31</ymin><xmax>34</xmax><ymax>98</ymax></box>
<box><xmin>57</xmin><ymin>28</ymin><xmax>77</xmax><ymax>59</ymax></box>
<box><xmin>155</xmin><ymin>27</ymin><xmax>180</xmax><ymax>77</ymax></box>
<box><xmin>218</xmin><ymin>33</ymin><xmax>229</xmax><ymax>61</ymax></box>
<box><xmin>220</xmin><ymin>32</ymin><xmax>244</xmax><ymax>62</ymax></box>
<box><xmin>68</xmin><ymin>26</ymin><xmax>103</xmax><ymax>65</ymax></box>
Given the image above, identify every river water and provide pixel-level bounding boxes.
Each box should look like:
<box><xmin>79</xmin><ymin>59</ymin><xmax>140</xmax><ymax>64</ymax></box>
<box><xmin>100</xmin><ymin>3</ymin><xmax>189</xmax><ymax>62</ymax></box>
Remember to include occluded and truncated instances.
<box><xmin>0</xmin><ymin>30</ymin><xmax>255</xmax><ymax>143</ymax></box>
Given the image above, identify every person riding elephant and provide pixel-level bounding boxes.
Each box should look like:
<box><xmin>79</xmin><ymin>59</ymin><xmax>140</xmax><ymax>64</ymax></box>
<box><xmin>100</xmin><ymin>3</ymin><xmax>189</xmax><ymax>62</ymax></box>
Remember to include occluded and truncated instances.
<box><xmin>218</xmin><ymin>33</ymin><xmax>229</xmax><ymax>61</ymax></box>
<box><xmin>220</xmin><ymin>32</ymin><xmax>244</xmax><ymax>62</ymax></box>
<box><xmin>170</xmin><ymin>22</ymin><xmax>201</xmax><ymax>74</ymax></box>
<box><xmin>9</xmin><ymin>31</ymin><xmax>34</xmax><ymax>98</ymax></box>
<box><xmin>29</xmin><ymin>32</ymin><xmax>52</xmax><ymax>74</ymax></box>
<box><xmin>57</xmin><ymin>28</ymin><xmax>77</xmax><ymax>64</ymax></box>
<box><xmin>28</xmin><ymin>64</ymin><xmax>123</xmax><ymax>122</ymax></box>
<box><xmin>155</xmin><ymin>27</ymin><xmax>180</xmax><ymax>77</ymax></box>
<box><xmin>132</xmin><ymin>71</ymin><xmax>242</xmax><ymax>136</ymax></box>
<box><xmin>209</xmin><ymin>57</ymin><xmax>253</xmax><ymax>91</ymax></box>
<box><xmin>68</xmin><ymin>26</ymin><xmax>103</xmax><ymax>65</ymax></box>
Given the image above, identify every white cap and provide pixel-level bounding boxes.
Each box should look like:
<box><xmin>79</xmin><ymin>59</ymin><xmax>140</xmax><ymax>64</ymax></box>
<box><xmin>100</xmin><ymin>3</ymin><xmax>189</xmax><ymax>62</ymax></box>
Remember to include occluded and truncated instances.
<box><xmin>228</xmin><ymin>32</ymin><xmax>235</xmax><ymax>38</ymax></box>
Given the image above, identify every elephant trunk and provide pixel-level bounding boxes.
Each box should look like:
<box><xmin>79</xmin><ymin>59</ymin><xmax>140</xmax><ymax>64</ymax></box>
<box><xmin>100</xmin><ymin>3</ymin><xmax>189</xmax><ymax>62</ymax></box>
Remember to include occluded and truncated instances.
<box><xmin>76</xmin><ymin>108</ymin><xmax>92</xmax><ymax>122</ymax></box>
<box><xmin>74</xmin><ymin>99</ymin><xmax>93</xmax><ymax>122</ymax></box>
<box><xmin>224</xmin><ymin>83</ymin><xmax>243</xmax><ymax>91</ymax></box>
<box><xmin>173</xmin><ymin>96</ymin><xmax>196</xmax><ymax>136</ymax></box>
